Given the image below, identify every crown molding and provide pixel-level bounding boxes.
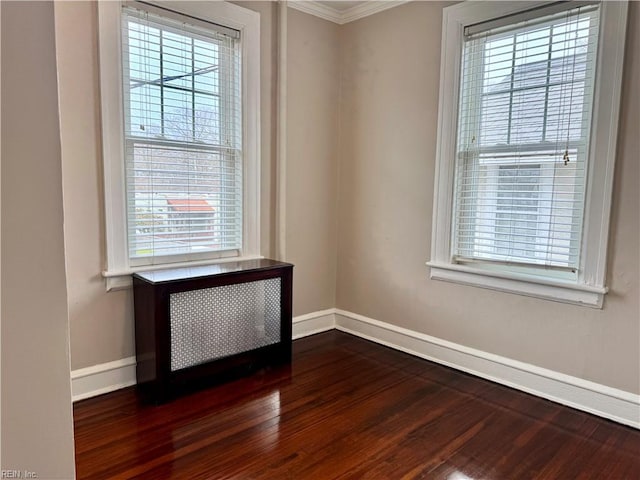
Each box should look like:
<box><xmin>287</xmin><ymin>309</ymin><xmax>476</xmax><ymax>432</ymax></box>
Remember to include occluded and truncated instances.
<box><xmin>288</xmin><ymin>1</ymin><xmax>410</xmax><ymax>25</ymax></box>
<box><xmin>341</xmin><ymin>0</ymin><xmax>410</xmax><ymax>24</ymax></box>
<box><xmin>288</xmin><ymin>1</ymin><xmax>343</xmax><ymax>24</ymax></box>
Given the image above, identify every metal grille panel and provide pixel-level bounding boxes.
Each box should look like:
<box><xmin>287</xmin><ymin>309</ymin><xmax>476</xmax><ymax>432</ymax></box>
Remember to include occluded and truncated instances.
<box><xmin>169</xmin><ymin>278</ymin><xmax>281</xmax><ymax>371</ymax></box>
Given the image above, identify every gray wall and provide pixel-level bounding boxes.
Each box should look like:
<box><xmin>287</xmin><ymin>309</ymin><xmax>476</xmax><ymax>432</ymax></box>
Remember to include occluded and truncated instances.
<box><xmin>1</xmin><ymin>1</ymin><xmax>75</xmax><ymax>477</ymax></box>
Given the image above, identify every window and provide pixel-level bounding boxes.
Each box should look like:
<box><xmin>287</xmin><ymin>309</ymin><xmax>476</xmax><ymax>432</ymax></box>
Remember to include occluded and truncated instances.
<box><xmin>429</xmin><ymin>1</ymin><xmax>628</xmax><ymax>307</ymax></box>
<box><xmin>99</xmin><ymin>1</ymin><xmax>261</xmax><ymax>289</ymax></box>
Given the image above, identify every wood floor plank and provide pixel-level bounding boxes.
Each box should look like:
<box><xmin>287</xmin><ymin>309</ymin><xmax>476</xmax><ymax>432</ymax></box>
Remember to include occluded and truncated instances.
<box><xmin>74</xmin><ymin>331</ymin><xmax>640</xmax><ymax>479</ymax></box>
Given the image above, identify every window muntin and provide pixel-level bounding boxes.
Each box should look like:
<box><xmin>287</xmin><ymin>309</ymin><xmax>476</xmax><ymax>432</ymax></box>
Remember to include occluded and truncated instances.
<box><xmin>121</xmin><ymin>6</ymin><xmax>242</xmax><ymax>265</ymax></box>
<box><xmin>453</xmin><ymin>5</ymin><xmax>599</xmax><ymax>272</ymax></box>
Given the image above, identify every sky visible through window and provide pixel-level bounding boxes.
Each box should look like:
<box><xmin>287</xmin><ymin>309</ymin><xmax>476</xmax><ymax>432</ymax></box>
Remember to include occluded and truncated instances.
<box><xmin>126</xmin><ymin>20</ymin><xmax>222</xmax><ymax>145</ymax></box>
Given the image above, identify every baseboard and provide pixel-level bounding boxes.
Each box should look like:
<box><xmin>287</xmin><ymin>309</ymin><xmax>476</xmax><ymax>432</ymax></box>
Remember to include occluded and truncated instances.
<box><xmin>292</xmin><ymin>309</ymin><xmax>336</xmax><ymax>339</ymax></box>
<box><xmin>71</xmin><ymin>356</ymin><xmax>137</xmax><ymax>402</ymax></box>
<box><xmin>70</xmin><ymin>308</ymin><xmax>640</xmax><ymax>428</ymax></box>
<box><xmin>71</xmin><ymin>310</ymin><xmax>337</xmax><ymax>402</ymax></box>
<box><xmin>334</xmin><ymin>309</ymin><xmax>640</xmax><ymax>429</ymax></box>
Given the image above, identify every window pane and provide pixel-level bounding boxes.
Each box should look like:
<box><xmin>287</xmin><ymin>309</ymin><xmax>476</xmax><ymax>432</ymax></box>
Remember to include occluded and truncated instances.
<box><xmin>128</xmin><ymin>84</ymin><xmax>162</xmax><ymax>137</ymax></box>
<box><xmin>127</xmin><ymin>23</ymin><xmax>161</xmax><ymax>82</ymax></box>
<box><xmin>195</xmin><ymin>93</ymin><xmax>220</xmax><ymax>144</ymax></box>
<box><xmin>480</xmin><ymin>92</ymin><xmax>510</xmax><ymax>146</ymax></box>
<box><xmin>122</xmin><ymin>7</ymin><xmax>242</xmax><ymax>261</ymax></box>
<box><xmin>495</xmin><ymin>165</ymin><xmax>541</xmax><ymax>259</ymax></box>
<box><xmin>125</xmin><ymin>142</ymin><xmax>241</xmax><ymax>258</ymax></box>
<box><xmin>163</xmin><ymin>88</ymin><xmax>192</xmax><ymax>141</ymax></box>
<box><xmin>161</xmin><ymin>30</ymin><xmax>193</xmax><ymax>90</ymax></box>
<box><xmin>510</xmin><ymin>87</ymin><xmax>546</xmax><ymax>144</ymax></box>
<box><xmin>454</xmin><ymin>3</ymin><xmax>599</xmax><ymax>270</ymax></box>
<box><xmin>194</xmin><ymin>39</ymin><xmax>219</xmax><ymax>94</ymax></box>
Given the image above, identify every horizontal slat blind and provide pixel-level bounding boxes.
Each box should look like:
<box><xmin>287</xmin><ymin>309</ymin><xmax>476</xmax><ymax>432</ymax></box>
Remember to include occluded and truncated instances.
<box><xmin>453</xmin><ymin>4</ymin><xmax>600</xmax><ymax>270</ymax></box>
<box><xmin>121</xmin><ymin>5</ymin><xmax>242</xmax><ymax>263</ymax></box>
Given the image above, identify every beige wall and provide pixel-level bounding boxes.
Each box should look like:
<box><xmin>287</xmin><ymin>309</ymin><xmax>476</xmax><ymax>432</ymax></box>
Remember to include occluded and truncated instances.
<box><xmin>4</xmin><ymin>0</ymin><xmax>633</xmax><ymax>473</ymax></box>
<box><xmin>59</xmin><ymin>0</ymin><xmax>639</xmax><ymax>397</ymax></box>
<box><xmin>57</xmin><ymin>1</ymin><xmax>338</xmax><ymax>369</ymax></box>
<box><xmin>286</xmin><ymin>8</ymin><xmax>340</xmax><ymax>315</ymax></box>
<box><xmin>57</xmin><ymin>0</ymin><xmax>279</xmax><ymax>370</ymax></box>
<box><xmin>55</xmin><ymin>0</ymin><xmax>135</xmax><ymax>371</ymax></box>
<box><xmin>336</xmin><ymin>1</ymin><xmax>640</xmax><ymax>394</ymax></box>
<box><xmin>1</xmin><ymin>1</ymin><xmax>76</xmax><ymax>476</ymax></box>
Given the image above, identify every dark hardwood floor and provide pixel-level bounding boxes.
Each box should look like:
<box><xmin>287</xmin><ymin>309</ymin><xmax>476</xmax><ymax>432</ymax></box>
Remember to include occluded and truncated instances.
<box><xmin>74</xmin><ymin>331</ymin><xmax>640</xmax><ymax>479</ymax></box>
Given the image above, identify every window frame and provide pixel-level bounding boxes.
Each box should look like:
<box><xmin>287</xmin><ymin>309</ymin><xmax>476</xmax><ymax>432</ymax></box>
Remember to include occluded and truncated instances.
<box><xmin>428</xmin><ymin>0</ymin><xmax>628</xmax><ymax>308</ymax></box>
<box><xmin>99</xmin><ymin>1</ymin><xmax>261</xmax><ymax>290</ymax></box>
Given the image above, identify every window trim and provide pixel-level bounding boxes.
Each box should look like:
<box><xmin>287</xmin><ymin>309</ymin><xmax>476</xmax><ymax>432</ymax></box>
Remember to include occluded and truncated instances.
<box><xmin>428</xmin><ymin>0</ymin><xmax>628</xmax><ymax>308</ymax></box>
<box><xmin>98</xmin><ymin>1</ymin><xmax>261</xmax><ymax>290</ymax></box>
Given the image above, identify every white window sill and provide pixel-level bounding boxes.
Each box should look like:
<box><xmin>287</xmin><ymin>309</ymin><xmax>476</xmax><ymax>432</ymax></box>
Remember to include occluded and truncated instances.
<box><xmin>103</xmin><ymin>255</ymin><xmax>265</xmax><ymax>291</ymax></box>
<box><xmin>427</xmin><ymin>262</ymin><xmax>607</xmax><ymax>308</ymax></box>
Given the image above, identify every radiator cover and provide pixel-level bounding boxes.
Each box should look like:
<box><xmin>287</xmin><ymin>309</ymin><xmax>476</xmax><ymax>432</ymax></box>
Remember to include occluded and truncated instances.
<box><xmin>169</xmin><ymin>278</ymin><xmax>282</xmax><ymax>371</ymax></box>
<box><xmin>132</xmin><ymin>259</ymin><xmax>293</xmax><ymax>403</ymax></box>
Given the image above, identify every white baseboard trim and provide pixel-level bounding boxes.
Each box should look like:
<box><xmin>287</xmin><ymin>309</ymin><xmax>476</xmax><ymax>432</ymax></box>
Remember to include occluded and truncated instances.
<box><xmin>334</xmin><ymin>309</ymin><xmax>640</xmax><ymax>429</ymax></box>
<box><xmin>70</xmin><ymin>307</ymin><xmax>640</xmax><ymax>428</ymax></box>
<box><xmin>71</xmin><ymin>310</ymin><xmax>337</xmax><ymax>402</ymax></box>
<box><xmin>71</xmin><ymin>356</ymin><xmax>137</xmax><ymax>402</ymax></box>
<box><xmin>292</xmin><ymin>309</ymin><xmax>336</xmax><ymax>339</ymax></box>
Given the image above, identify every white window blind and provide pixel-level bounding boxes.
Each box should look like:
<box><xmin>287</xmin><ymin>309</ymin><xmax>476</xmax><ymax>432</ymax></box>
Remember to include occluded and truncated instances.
<box><xmin>453</xmin><ymin>4</ymin><xmax>600</xmax><ymax>271</ymax></box>
<box><xmin>121</xmin><ymin>4</ymin><xmax>242</xmax><ymax>264</ymax></box>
